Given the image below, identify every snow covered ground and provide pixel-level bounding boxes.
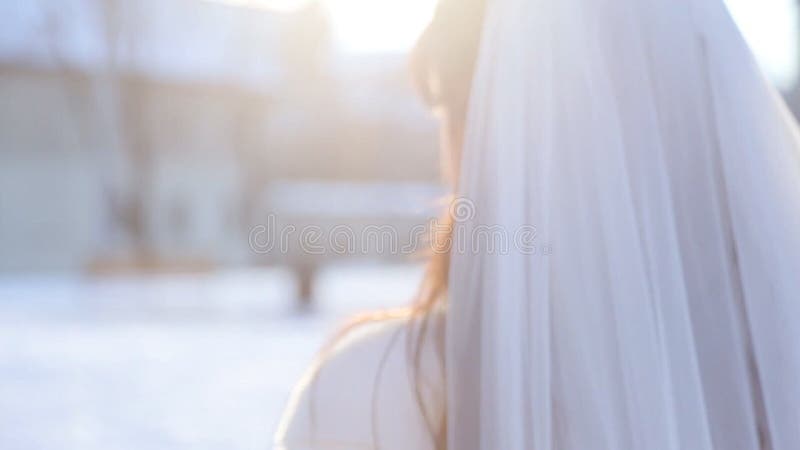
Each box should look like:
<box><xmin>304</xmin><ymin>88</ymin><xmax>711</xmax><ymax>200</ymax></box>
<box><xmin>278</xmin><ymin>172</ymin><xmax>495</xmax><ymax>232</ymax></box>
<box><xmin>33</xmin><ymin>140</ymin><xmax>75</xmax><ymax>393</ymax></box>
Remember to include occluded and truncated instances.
<box><xmin>0</xmin><ymin>264</ymin><xmax>423</xmax><ymax>450</ymax></box>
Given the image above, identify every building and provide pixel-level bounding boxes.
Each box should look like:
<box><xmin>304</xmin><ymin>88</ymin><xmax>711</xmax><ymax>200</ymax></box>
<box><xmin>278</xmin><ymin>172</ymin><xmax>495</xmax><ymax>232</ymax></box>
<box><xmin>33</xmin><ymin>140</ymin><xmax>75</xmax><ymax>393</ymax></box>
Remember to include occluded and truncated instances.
<box><xmin>0</xmin><ymin>0</ymin><xmax>441</xmax><ymax>274</ymax></box>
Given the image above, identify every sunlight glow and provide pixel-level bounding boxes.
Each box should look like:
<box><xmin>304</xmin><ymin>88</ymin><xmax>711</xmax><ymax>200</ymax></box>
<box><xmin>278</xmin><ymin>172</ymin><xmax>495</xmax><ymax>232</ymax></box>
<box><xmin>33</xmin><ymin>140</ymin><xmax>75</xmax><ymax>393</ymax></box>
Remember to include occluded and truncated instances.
<box><xmin>726</xmin><ymin>0</ymin><xmax>799</xmax><ymax>90</ymax></box>
<box><xmin>203</xmin><ymin>0</ymin><xmax>800</xmax><ymax>89</ymax></box>
<box><xmin>202</xmin><ymin>0</ymin><xmax>309</xmax><ymax>12</ymax></box>
<box><xmin>324</xmin><ymin>0</ymin><xmax>436</xmax><ymax>54</ymax></box>
<box><xmin>203</xmin><ymin>0</ymin><xmax>436</xmax><ymax>54</ymax></box>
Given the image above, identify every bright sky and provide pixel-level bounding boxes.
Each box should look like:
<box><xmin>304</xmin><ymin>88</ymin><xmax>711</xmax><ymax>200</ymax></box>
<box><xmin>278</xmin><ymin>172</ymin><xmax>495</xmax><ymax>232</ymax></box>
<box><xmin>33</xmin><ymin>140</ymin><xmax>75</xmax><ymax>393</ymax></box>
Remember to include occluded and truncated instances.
<box><xmin>207</xmin><ymin>0</ymin><xmax>799</xmax><ymax>88</ymax></box>
<box><xmin>202</xmin><ymin>0</ymin><xmax>436</xmax><ymax>53</ymax></box>
<box><xmin>725</xmin><ymin>0</ymin><xmax>798</xmax><ymax>90</ymax></box>
<box><xmin>324</xmin><ymin>0</ymin><xmax>437</xmax><ymax>53</ymax></box>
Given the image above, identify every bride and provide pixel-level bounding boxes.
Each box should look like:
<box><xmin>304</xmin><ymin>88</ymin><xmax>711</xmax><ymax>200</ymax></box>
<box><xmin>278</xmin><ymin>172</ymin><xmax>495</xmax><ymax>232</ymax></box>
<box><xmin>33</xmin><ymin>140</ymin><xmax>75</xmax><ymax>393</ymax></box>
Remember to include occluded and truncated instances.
<box><xmin>275</xmin><ymin>0</ymin><xmax>800</xmax><ymax>449</ymax></box>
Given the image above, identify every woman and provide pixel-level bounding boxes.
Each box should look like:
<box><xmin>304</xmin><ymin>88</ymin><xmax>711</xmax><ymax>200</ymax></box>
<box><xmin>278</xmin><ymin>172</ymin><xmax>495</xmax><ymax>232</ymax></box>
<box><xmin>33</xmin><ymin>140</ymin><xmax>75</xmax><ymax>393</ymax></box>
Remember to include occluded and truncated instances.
<box><xmin>276</xmin><ymin>0</ymin><xmax>800</xmax><ymax>448</ymax></box>
<box><xmin>274</xmin><ymin>2</ymin><xmax>483</xmax><ymax>448</ymax></box>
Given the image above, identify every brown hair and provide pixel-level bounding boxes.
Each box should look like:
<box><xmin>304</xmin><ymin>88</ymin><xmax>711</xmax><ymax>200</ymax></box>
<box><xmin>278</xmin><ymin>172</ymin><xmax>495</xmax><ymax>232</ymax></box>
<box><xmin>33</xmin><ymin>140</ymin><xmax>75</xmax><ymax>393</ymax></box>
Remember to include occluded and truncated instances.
<box><xmin>411</xmin><ymin>0</ymin><xmax>487</xmax><ymax>188</ymax></box>
<box><xmin>405</xmin><ymin>3</ymin><xmax>486</xmax><ymax>447</ymax></box>
<box><xmin>313</xmin><ymin>2</ymin><xmax>487</xmax><ymax>449</ymax></box>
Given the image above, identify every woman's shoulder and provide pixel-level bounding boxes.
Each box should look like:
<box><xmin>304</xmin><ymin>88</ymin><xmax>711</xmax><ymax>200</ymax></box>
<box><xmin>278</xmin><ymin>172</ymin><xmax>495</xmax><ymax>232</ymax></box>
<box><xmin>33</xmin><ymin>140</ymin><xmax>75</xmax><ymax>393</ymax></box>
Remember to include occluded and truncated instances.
<box><xmin>274</xmin><ymin>311</ymin><xmax>445</xmax><ymax>450</ymax></box>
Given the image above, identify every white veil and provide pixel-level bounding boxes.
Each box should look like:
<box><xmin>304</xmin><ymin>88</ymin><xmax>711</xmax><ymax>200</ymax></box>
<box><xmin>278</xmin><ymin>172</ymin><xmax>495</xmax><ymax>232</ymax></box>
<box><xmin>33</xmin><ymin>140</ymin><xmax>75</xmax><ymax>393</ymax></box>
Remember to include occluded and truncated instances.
<box><xmin>446</xmin><ymin>0</ymin><xmax>800</xmax><ymax>449</ymax></box>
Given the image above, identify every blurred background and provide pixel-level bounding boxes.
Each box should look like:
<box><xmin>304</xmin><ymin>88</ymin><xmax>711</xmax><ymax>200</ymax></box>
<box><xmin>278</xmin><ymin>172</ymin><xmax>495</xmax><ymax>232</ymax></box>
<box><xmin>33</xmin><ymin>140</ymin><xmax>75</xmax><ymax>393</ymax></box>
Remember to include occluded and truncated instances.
<box><xmin>0</xmin><ymin>0</ymin><xmax>799</xmax><ymax>448</ymax></box>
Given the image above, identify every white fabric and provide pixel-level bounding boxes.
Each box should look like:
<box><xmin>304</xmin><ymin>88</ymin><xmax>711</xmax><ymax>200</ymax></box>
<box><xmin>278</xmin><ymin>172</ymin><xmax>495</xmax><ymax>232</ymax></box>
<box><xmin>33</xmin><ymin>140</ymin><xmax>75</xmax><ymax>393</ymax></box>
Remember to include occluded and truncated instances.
<box><xmin>448</xmin><ymin>0</ymin><xmax>800</xmax><ymax>449</ymax></box>
<box><xmin>275</xmin><ymin>317</ymin><xmax>444</xmax><ymax>450</ymax></box>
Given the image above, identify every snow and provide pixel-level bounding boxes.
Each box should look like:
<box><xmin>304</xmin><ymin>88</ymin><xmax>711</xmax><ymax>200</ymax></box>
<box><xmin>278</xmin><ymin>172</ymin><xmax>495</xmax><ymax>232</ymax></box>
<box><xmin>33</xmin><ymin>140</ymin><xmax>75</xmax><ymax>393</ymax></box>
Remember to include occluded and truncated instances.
<box><xmin>0</xmin><ymin>264</ymin><xmax>423</xmax><ymax>449</ymax></box>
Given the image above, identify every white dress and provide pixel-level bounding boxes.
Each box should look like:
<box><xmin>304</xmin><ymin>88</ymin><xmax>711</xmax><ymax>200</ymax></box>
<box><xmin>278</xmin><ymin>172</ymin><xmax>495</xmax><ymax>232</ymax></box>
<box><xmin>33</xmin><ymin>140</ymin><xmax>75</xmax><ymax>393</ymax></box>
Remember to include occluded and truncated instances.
<box><xmin>279</xmin><ymin>0</ymin><xmax>800</xmax><ymax>448</ymax></box>
<box><xmin>274</xmin><ymin>316</ymin><xmax>445</xmax><ymax>450</ymax></box>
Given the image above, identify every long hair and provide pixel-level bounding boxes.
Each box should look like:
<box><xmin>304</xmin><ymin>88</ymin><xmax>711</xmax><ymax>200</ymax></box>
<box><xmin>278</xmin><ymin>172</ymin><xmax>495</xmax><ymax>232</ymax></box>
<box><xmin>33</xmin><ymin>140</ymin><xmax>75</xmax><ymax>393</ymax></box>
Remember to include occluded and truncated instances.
<box><xmin>406</xmin><ymin>1</ymin><xmax>487</xmax><ymax>448</ymax></box>
<box><xmin>409</xmin><ymin>0</ymin><xmax>486</xmax><ymax>303</ymax></box>
<box><xmin>314</xmin><ymin>2</ymin><xmax>487</xmax><ymax>449</ymax></box>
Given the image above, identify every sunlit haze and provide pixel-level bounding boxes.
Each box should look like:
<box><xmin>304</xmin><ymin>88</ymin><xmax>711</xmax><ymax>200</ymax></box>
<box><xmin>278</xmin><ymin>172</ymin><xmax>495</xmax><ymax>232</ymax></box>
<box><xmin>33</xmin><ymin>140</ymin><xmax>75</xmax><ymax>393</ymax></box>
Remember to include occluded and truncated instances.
<box><xmin>203</xmin><ymin>0</ymin><xmax>437</xmax><ymax>53</ymax></box>
<box><xmin>205</xmin><ymin>0</ymin><xmax>797</xmax><ymax>88</ymax></box>
<box><xmin>725</xmin><ymin>0</ymin><xmax>798</xmax><ymax>90</ymax></box>
<box><xmin>324</xmin><ymin>0</ymin><xmax>436</xmax><ymax>53</ymax></box>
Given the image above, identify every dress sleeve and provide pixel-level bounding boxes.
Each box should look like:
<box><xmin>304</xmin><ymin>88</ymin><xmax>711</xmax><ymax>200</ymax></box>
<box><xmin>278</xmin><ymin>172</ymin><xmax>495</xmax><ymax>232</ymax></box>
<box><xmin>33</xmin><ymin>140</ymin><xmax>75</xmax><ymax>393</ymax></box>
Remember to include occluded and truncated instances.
<box><xmin>273</xmin><ymin>317</ymin><xmax>444</xmax><ymax>450</ymax></box>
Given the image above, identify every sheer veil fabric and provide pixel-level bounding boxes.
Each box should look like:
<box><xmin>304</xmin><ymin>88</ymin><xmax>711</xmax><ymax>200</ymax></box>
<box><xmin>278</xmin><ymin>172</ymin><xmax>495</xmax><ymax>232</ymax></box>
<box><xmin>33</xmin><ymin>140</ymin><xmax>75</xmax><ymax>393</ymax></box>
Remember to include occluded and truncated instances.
<box><xmin>446</xmin><ymin>0</ymin><xmax>800</xmax><ymax>449</ymax></box>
